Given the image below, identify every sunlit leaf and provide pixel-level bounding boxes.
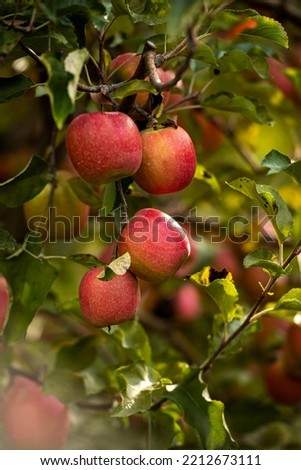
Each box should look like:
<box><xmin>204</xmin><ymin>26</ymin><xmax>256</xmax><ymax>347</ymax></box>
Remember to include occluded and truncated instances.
<box><xmin>227</xmin><ymin>177</ymin><xmax>294</xmax><ymax>243</ymax></box>
<box><xmin>41</xmin><ymin>52</ymin><xmax>73</xmax><ymax>129</ymax></box>
<box><xmin>243</xmin><ymin>247</ymin><xmax>286</xmax><ymax>278</ymax></box>
<box><xmin>64</xmin><ymin>48</ymin><xmax>89</xmax><ymax>102</ymax></box>
<box><xmin>112</xmin><ymin>361</ymin><xmax>169</xmax><ymax>417</ymax></box>
<box><xmin>274</xmin><ymin>288</ymin><xmax>301</xmax><ymax>311</ymax></box>
<box><xmin>194</xmin><ymin>165</ymin><xmax>221</xmax><ymax>193</ymax></box>
<box><xmin>108</xmin><ymin>252</ymin><xmax>131</xmax><ymax>275</ymax></box>
<box><xmin>192</xmin><ymin>267</ymin><xmax>239</xmax><ymax>322</ymax></box>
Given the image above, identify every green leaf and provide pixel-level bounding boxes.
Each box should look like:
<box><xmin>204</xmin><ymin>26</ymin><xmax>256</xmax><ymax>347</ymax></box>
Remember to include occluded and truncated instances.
<box><xmin>0</xmin><ymin>26</ymin><xmax>23</xmax><ymax>57</ymax></box>
<box><xmin>110</xmin><ymin>79</ymin><xmax>158</xmax><ymax>100</ymax></box>
<box><xmin>112</xmin><ymin>361</ymin><xmax>168</xmax><ymax>417</ymax></box>
<box><xmin>107</xmin><ymin>252</ymin><xmax>131</xmax><ymax>276</ymax></box>
<box><xmin>43</xmin><ymin>369</ymin><xmax>86</xmax><ymax>404</ymax></box>
<box><xmin>274</xmin><ymin>288</ymin><xmax>301</xmax><ymax>311</ymax></box>
<box><xmin>41</xmin><ymin>52</ymin><xmax>73</xmax><ymax>129</ymax></box>
<box><xmin>192</xmin><ymin>268</ymin><xmax>239</xmax><ymax>323</ymax></box>
<box><xmin>227</xmin><ymin>177</ymin><xmax>294</xmax><ymax>243</ymax></box>
<box><xmin>0</xmin><ymin>228</ymin><xmax>18</xmax><ymax>259</ymax></box>
<box><xmin>112</xmin><ymin>0</ymin><xmax>170</xmax><ymax>25</ymax></box>
<box><xmin>0</xmin><ymin>75</ymin><xmax>34</xmax><ymax>103</ymax></box>
<box><xmin>285</xmin><ymin>162</ymin><xmax>301</xmax><ymax>185</ymax></box>
<box><xmin>111</xmin><ymin>321</ymin><xmax>152</xmax><ymax>363</ymax></box>
<box><xmin>194</xmin><ymin>42</ymin><xmax>218</xmax><ymax>67</ymax></box>
<box><xmin>56</xmin><ymin>336</ymin><xmax>97</xmax><ymax>372</ymax></box>
<box><xmin>0</xmin><ymin>252</ymin><xmax>57</xmax><ymax>344</ymax></box>
<box><xmin>204</xmin><ymin>92</ymin><xmax>271</xmax><ymax>124</ymax></box>
<box><xmin>67</xmin><ymin>253</ymin><xmax>103</xmax><ymax>269</ymax></box>
<box><xmin>262</xmin><ymin>150</ymin><xmax>291</xmax><ymax>175</ymax></box>
<box><xmin>243</xmin><ymin>247</ymin><xmax>286</xmax><ymax>278</ymax></box>
<box><xmin>262</xmin><ymin>150</ymin><xmax>301</xmax><ymax>185</ymax></box>
<box><xmin>64</xmin><ymin>48</ymin><xmax>89</xmax><ymax>102</ymax></box>
<box><xmin>68</xmin><ymin>176</ymin><xmax>103</xmax><ymax>207</ymax></box>
<box><xmin>243</xmin><ymin>14</ymin><xmax>289</xmax><ymax>48</ymax></box>
<box><xmin>101</xmin><ymin>182</ymin><xmax>117</xmax><ymax>216</ymax></box>
<box><xmin>217</xmin><ymin>49</ymin><xmax>269</xmax><ymax>79</ymax></box>
<box><xmin>166</xmin><ymin>373</ymin><xmax>236</xmax><ymax>450</ymax></box>
<box><xmin>0</xmin><ymin>155</ymin><xmax>50</xmax><ymax>208</ymax></box>
<box><xmin>149</xmin><ymin>410</ymin><xmax>177</xmax><ymax>450</ymax></box>
<box><xmin>194</xmin><ymin>165</ymin><xmax>221</xmax><ymax>193</ymax></box>
<box><xmin>261</xmin><ymin>150</ymin><xmax>301</xmax><ymax>183</ymax></box>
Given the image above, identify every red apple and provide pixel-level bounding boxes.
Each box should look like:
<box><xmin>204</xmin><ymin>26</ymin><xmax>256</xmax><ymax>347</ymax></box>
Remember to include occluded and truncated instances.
<box><xmin>193</xmin><ymin>111</ymin><xmax>224</xmax><ymax>154</ymax></box>
<box><xmin>66</xmin><ymin>111</ymin><xmax>142</xmax><ymax>185</ymax></box>
<box><xmin>175</xmin><ymin>224</ymin><xmax>202</xmax><ymax>277</ymax></box>
<box><xmin>173</xmin><ymin>283</ymin><xmax>202</xmax><ymax>322</ymax></box>
<box><xmin>263</xmin><ymin>355</ymin><xmax>301</xmax><ymax>405</ymax></box>
<box><xmin>283</xmin><ymin>323</ymin><xmax>301</xmax><ymax>377</ymax></box>
<box><xmin>23</xmin><ymin>170</ymin><xmax>90</xmax><ymax>241</ymax></box>
<box><xmin>118</xmin><ymin>208</ymin><xmax>191</xmax><ymax>283</ymax></box>
<box><xmin>0</xmin><ymin>276</ymin><xmax>9</xmax><ymax>332</ymax></box>
<box><xmin>267</xmin><ymin>57</ymin><xmax>301</xmax><ymax>106</ymax></box>
<box><xmin>79</xmin><ymin>267</ymin><xmax>141</xmax><ymax>327</ymax></box>
<box><xmin>134</xmin><ymin>126</ymin><xmax>196</xmax><ymax>194</ymax></box>
<box><xmin>3</xmin><ymin>376</ymin><xmax>69</xmax><ymax>449</ymax></box>
<box><xmin>109</xmin><ymin>53</ymin><xmax>173</xmax><ymax>106</ymax></box>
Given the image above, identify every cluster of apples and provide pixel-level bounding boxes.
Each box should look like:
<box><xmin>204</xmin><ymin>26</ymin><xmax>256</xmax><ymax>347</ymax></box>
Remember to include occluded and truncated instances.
<box><xmin>65</xmin><ymin>88</ymin><xmax>197</xmax><ymax>328</ymax></box>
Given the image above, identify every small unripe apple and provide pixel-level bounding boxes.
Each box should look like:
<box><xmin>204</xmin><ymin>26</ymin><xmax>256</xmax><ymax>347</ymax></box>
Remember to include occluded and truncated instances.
<box><xmin>263</xmin><ymin>355</ymin><xmax>301</xmax><ymax>405</ymax></box>
<box><xmin>134</xmin><ymin>126</ymin><xmax>197</xmax><ymax>194</ymax></box>
<box><xmin>118</xmin><ymin>208</ymin><xmax>191</xmax><ymax>283</ymax></box>
<box><xmin>66</xmin><ymin>112</ymin><xmax>142</xmax><ymax>185</ymax></box>
<box><xmin>173</xmin><ymin>283</ymin><xmax>202</xmax><ymax>322</ymax></box>
<box><xmin>24</xmin><ymin>170</ymin><xmax>90</xmax><ymax>241</ymax></box>
<box><xmin>79</xmin><ymin>267</ymin><xmax>141</xmax><ymax>327</ymax></box>
<box><xmin>0</xmin><ymin>276</ymin><xmax>9</xmax><ymax>332</ymax></box>
<box><xmin>3</xmin><ymin>376</ymin><xmax>69</xmax><ymax>449</ymax></box>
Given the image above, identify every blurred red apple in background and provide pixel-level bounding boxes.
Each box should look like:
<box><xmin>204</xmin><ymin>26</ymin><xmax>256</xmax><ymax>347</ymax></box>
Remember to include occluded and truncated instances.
<box><xmin>0</xmin><ymin>276</ymin><xmax>10</xmax><ymax>332</ymax></box>
<box><xmin>263</xmin><ymin>354</ymin><xmax>301</xmax><ymax>405</ymax></box>
<box><xmin>173</xmin><ymin>283</ymin><xmax>202</xmax><ymax>322</ymax></box>
<box><xmin>283</xmin><ymin>323</ymin><xmax>301</xmax><ymax>377</ymax></box>
<box><xmin>3</xmin><ymin>376</ymin><xmax>69</xmax><ymax>449</ymax></box>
